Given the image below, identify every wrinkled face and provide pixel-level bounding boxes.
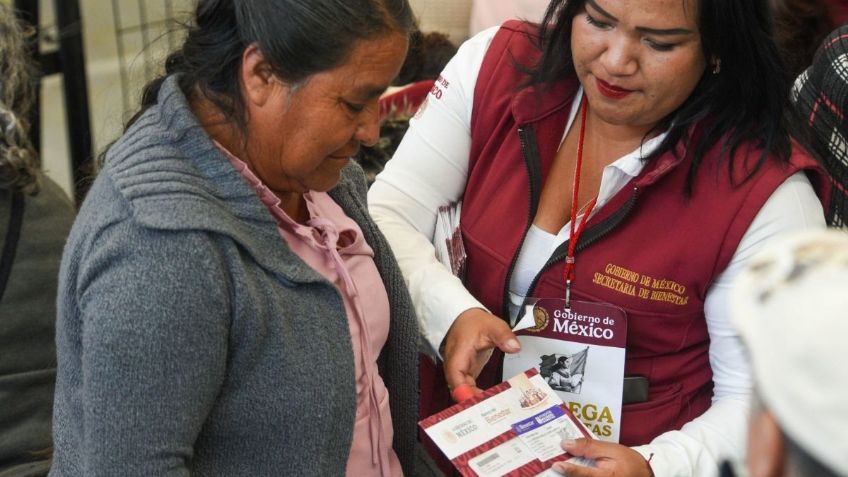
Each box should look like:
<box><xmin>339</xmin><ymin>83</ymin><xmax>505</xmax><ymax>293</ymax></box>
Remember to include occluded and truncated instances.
<box><xmin>570</xmin><ymin>0</ymin><xmax>706</xmax><ymax>130</ymax></box>
<box><xmin>245</xmin><ymin>32</ymin><xmax>408</xmax><ymax>195</ymax></box>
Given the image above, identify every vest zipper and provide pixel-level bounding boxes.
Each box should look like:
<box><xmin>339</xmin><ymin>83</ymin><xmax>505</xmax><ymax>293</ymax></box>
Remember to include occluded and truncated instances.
<box><xmin>502</xmin><ymin>126</ymin><xmax>544</xmax><ymax>324</ymax></box>
<box><xmin>524</xmin><ymin>186</ymin><xmax>641</xmax><ymax>301</ymax></box>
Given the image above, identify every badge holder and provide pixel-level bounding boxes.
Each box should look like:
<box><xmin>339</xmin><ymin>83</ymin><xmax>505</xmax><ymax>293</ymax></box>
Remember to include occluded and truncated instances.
<box><xmin>504</xmin><ymin>297</ymin><xmax>627</xmax><ymax>442</ymax></box>
<box><xmin>506</xmin><ymin>98</ymin><xmax>633</xmax><ymax>441</ymax></box>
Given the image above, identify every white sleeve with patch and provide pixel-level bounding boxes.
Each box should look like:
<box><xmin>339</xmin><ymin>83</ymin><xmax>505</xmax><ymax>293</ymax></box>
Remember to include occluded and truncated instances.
<box><xmin>368</xmin><ymin>26</ymin><xmax>500</xmax><ymax>355</ymax></box>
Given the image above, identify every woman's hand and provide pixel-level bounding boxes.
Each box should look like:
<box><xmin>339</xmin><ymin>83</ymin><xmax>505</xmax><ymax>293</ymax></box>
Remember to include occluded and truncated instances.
<box><xmin>553</xmin><ymin>439</ymin><xmax>654</xmax><ymax>477</ymax></box>
<box><xmin>442</xmin><ymin>308</ymin><xmax>521</xmax><ymax>397</ymax></box>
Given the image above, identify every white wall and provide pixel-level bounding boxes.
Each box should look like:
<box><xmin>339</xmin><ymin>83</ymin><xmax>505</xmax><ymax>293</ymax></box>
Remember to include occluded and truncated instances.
<box><xmin>409</xmin><ymin>0</ymin><xmax>472</xmax><ymax>45</ymax></box>
<box><xmin>8</xmin><ymin>0</ymin><xmax>192</xmax><ymax>198</ymax></box>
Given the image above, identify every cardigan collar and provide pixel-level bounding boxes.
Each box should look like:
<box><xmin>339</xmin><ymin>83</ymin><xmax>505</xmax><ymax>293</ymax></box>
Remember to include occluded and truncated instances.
<box><xmin>102</xmin><ymin>75</ymin><xmax>367</xmax><ymax>285</ymax></box>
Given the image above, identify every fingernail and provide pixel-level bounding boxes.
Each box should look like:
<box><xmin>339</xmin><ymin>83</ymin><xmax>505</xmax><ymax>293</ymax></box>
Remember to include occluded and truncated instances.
<box><xmin>451</xmin><ymin>384</ymin><xmax>475</xmax><ymax>402</ymax></box>
<box><xmin>505</xmin><ymin>339</ymin><xmax>521</xmax><ymax>351</ymax></box>
<box><xmin>563</xmin><ymin>439</ymin><xmax>577</xmax><ymax>448</ymax></box>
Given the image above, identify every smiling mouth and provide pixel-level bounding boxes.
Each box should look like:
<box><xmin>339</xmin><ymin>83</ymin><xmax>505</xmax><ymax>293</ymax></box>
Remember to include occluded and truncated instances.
<box><xmin>596</xmin><ymin>78</ymin><xmax>634</xmax><ymax>99</ymax></box>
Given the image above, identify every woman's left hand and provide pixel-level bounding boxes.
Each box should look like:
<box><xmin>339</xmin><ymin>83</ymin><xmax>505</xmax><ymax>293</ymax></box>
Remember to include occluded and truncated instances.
<box><xmin>552</xmin><ymin>438</ymin><xmax>654</xmax><ymax>477</ymax></box>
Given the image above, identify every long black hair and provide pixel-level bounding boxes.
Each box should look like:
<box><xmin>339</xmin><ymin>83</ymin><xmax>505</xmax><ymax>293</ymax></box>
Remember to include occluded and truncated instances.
<box><xmin>530</xmin><ymin>0</ymin><xmax>795</xmax><ymax>193</ymax></box>
<box><xmin>124</xmin><ymin>0</ymin><xmax>415</xmax><ymax>134</ymax></box>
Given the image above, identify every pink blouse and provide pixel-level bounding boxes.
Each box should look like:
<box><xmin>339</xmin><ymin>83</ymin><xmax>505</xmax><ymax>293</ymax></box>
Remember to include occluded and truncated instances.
<box><xmin>218</xmin><ymin>145</ymin><xmax>402</xmax><ymax>477</ymax></box>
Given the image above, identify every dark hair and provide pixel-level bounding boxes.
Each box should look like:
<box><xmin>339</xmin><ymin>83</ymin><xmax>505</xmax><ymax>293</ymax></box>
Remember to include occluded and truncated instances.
<box><xmin>394</xmin><ymin>30</ymin><xmax>457</xmax><ymax>86</ymax></box>
<box><xmin>771</xmin><ymin>0</ymin><xmax>833</xmax><ymax>82</ymax></box>
<box><xmin>124</xmin><ymin>0</ymin><xmax>415</xmax><ymax>134</ymax></box>
<box><xmin>0</xmin><ymin>3</ymin><xmax>41</xmax><ymax>195</ymax></box>
<box><xmin>530</xmin><ymin>0</ymin><xmax>796</xmax><ymax>194</ymax></box>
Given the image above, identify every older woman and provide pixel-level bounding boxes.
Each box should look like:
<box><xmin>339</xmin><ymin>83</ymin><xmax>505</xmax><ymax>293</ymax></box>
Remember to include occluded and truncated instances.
<box><xmin>369</xmin><ymin>0</ymin><xmax>830</xmax><ymax>475</ymax></box>
<box><xmin>51</xmin><ymin>1</ymin><xmax>419</xmax><ymax>476</ymax></box>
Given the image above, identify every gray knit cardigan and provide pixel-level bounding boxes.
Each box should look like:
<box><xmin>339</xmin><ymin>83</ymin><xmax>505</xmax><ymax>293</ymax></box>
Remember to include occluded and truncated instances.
<box><xmin>50</xmin><ymin>76</ymin><xmax>419</xmax><ymax>476</ymax></box>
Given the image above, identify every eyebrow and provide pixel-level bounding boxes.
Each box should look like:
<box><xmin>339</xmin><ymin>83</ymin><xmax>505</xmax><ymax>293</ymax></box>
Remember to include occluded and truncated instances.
<box><xmin>354</xmin><ymin>85</ymin><xmax>390</xmax><ymax>100</ymax></box>
<box><xmin>584</xmin><ymin>0</ymin><xmax>695</xmax><ymax>36</ymax></box>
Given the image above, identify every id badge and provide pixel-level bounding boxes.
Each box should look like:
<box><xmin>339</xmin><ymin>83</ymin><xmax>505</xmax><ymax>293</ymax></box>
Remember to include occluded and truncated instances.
<box><xmin>503</xmin><ymin>298</ymin><xmax>627</xmax><ymax>442</ymax></box>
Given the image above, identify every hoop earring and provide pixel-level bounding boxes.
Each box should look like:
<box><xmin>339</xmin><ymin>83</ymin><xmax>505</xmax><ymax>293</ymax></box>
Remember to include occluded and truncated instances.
<box><xmin>712</xmin><ymin>59</ymin><xmax>721</xmax><ymax>75</ymax></box>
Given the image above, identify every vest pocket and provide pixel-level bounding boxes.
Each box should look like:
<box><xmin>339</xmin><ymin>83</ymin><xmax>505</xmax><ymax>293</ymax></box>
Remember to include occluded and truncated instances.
<box><xmin>619</xmin><ymin>382</ymin><xmax>683</xmax><ymax>446</ymax></box>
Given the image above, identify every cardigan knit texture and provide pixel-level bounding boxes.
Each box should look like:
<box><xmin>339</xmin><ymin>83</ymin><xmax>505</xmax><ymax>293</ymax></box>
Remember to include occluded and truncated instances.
<box><xmin>50</xmin><ymin>76</ymin><xmax>419</xmax><ymax>476</ymax></box>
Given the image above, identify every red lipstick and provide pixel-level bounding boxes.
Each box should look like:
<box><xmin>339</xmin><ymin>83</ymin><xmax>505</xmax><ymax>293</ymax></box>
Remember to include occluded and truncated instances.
<box><xmin>596</xmin><ymin>78</ymin><xmax>633</xmax><ymax>99</ymax></box>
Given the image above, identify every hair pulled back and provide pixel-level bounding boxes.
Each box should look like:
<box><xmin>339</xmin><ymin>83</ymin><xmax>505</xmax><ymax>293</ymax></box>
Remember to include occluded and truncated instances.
<box><xmin>126</xmin><ymin>0</ymin><xmax>415</xmax><ymax>131</ymax></box>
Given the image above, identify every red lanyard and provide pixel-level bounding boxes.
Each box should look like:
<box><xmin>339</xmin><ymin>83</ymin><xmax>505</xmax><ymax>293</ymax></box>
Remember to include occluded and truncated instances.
<box><xmin>563</xmin><ymin>98</ymin><xmax>597</xmax><ymax>308</ymax></box>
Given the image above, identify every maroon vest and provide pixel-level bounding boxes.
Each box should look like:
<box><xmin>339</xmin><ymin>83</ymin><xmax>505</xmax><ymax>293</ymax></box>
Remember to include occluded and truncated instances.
<box><xmin>475</xmin><ymin>19</ymin><xmax>829</xmax><ymax>438</ymax></box>
<box><xmin>419</xmin><ymin>22</ymin><xmax>829</xmax><ymax>472</ymax></box>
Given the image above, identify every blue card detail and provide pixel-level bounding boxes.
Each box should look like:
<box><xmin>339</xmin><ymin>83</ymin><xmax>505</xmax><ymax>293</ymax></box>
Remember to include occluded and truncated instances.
<box><xmin>511</xmin><ymin>405</ymin><xmax>565</xmax><ymax>435</ymax></box>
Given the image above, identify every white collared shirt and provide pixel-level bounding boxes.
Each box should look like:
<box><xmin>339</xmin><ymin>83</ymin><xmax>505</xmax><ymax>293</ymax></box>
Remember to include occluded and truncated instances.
<box><xmin>368</xmin><ymin>26</ymin><xmax>824</xmax><ymax>477</ymax></box>
<box><xmin>507</xmin><ymin>88</ymin><xmax>668</xmax><ymax>321</ymax></box>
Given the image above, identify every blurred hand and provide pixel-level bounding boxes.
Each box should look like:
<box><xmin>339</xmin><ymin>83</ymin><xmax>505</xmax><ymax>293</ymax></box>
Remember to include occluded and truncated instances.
<box><xmin>443</xmin><ymin>308</ymin><xmax>520</xmax><ymax>397</ymax></box>
<box><xmin>552</xmin><ymin>439</ymin><xmax>653</xmax><ymax>477</ymax></box>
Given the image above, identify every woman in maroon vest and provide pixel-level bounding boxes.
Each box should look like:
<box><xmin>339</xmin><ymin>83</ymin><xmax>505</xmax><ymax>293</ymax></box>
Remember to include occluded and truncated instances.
<box><xmin>369</xmin><ymin>0</ymin><xmax>831</xmax><ymax>475</ymax></box>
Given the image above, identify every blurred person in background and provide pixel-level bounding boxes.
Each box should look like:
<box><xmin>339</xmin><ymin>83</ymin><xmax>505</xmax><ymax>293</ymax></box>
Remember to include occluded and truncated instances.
<box><xmin>725</xmin><ymin>229</ymin><xmax>848</xmax><ymax>477</ymax></box>
<box><xmin>356</xmin><ymin>29</ymin><xmax>458</xmax><ymax>185</ymax></box>
<box><xmin>0</xmin><ymin>4</ymin><xmax>75</xmax><ymax>477</ymax></box>
<box><xmin>792</xmin><ymin>23</ymin><xmax>848</xmax><ymax>227</ymax></box>
<box><xmin>770</xmin><ymin>0</ymin><xmax>847</xmax><ymax>81</ymax></box>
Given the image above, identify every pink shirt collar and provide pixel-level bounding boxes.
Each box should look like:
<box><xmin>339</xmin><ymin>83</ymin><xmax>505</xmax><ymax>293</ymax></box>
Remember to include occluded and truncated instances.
<box><xmin>216</xmin><ymin>143</ymin><xmax>401</xmax><ymax>476</ymax></box>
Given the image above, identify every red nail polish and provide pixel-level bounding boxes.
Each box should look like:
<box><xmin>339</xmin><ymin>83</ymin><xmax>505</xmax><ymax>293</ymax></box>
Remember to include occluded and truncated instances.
<box><xmin>451</xmin><ymin>384</ymin><xmax>474</xmax><ymax>402</ymax></box>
